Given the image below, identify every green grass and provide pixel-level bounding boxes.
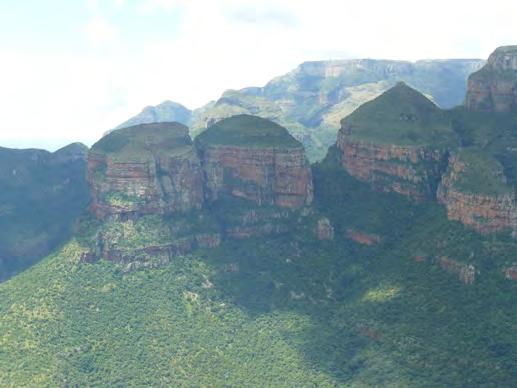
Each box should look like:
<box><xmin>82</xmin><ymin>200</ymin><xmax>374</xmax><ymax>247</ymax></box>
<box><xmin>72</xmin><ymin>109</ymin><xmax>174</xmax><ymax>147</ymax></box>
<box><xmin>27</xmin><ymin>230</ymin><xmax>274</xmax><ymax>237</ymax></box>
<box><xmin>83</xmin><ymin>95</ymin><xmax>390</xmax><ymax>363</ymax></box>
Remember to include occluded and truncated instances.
<box><xmin>341</xmin><ymin>83</ymin><xmax>457</xmax><ymax>146</ymax></box>
<box><xmin>92</xmin><ymin>122</ymin><xmax>193</xmax><ymax>160</ymax></box>
<box><xmin>446</xmin><ymin>148</ymin><xmax>512</xmax><ymax>196</ymax></box>
<box><xmin>195</xmin><ymin>114</ymin><xmax>302</xmax><ymax>149</ymax></box>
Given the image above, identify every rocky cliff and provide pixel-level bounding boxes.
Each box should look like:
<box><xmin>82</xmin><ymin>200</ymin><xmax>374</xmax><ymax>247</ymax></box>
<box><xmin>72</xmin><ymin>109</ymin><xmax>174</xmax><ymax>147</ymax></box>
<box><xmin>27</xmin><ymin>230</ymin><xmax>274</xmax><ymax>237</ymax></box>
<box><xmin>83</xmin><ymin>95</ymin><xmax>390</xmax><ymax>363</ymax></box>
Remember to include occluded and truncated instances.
<box><xmin>335</xmin><ymin>82</ymin><xmax>455</xmax><ymax>200</ymax></box>
<box><xmin>85</xmin><ymin>115</ymin><xmax>315</xmax><ymax>262</ymax></box>
<box><xmin>466</xmin><ymin>46</ymin><xmax>517</xmax><ymax>113</ymax></box>
<box><xmin>88</xmin><ymin>122</ymin><xmax>204</xmax><ymax>219</ymax></box>
<box><xmin>196</xmin><ymin>115</ymin><xmax>313</xmax><ymax>209</ymax></box>
<box><xmin>437</xmin><ymin>150</ymin><xmax>516</xmax><ymax>234</ymax></box>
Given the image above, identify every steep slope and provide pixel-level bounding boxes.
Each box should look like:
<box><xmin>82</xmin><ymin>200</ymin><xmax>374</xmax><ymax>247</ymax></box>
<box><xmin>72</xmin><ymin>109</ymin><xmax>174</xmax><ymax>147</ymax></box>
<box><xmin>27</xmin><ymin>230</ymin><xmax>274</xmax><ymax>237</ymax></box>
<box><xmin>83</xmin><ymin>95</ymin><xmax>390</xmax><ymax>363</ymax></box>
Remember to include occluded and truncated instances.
<box><xmin>0</xmin><ymin>143</ymin><xmax>89</xmax><ymax>281</ymax></box>
<box><xmin>466</xmin><ymin>46</ymin><xmax>517</xmax><ymax>113</ymax></box>
<box><xmin>88</xmin><ymin>122</ymin><xmax>204</xmax><ymax>219</ymax></box>
<box><xmin>335</xmin><ymin>82</ymin><xmax>455</xmax><ymax>200</ymax></box>
<box><xmin>437</xmin><ymin>149</ymin><xmax>516</xmax><ymax>234</ymax></box>
<box><xmin>196</xmin><ymin>114</ymin><xmax>313</xmax><ymax>209</ymax></box>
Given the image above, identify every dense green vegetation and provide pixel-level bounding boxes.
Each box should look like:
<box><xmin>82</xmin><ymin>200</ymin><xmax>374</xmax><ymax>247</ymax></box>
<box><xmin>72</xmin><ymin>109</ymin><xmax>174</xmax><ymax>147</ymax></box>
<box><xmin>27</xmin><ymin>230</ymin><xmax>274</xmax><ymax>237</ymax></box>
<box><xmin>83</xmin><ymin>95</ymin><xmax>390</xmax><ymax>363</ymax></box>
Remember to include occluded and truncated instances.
<box><xmin>445</xmin><ymin>148</ymin><xmax>512</xmax><ymax>196</ymax></box>
<box><xmin>342</xmin><ymin>83</ymin><xmax>457</xmax><ymax>146</ymax></box>
<box><xmin>195</xmin><ymin>114</ymin><xmax>301</xmax><ymax>148</ymax></box>
<box><xmin>92</xmin><ymin>122</ymin><xmax>192</xmax><ymax>160</ymax></box>
<box><xmin>0</xmin><ymin>155</ymin><xmax>516</xmax><ymax>386</ymax></box>
<box><xmin>0</xmin><ymin>144</ymin><xmax>90</xmax><ymax>281</ymax></box>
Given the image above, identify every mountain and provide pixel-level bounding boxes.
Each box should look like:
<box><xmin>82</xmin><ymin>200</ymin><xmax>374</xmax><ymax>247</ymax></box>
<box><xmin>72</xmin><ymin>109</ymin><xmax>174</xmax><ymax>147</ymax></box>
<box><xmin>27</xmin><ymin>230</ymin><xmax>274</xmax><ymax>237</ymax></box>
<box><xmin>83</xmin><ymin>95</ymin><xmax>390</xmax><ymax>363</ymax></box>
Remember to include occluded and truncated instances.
<box><xmin>118</xmin><ymin>58</ymin><xmax>484</xmax><ymax>161</ymax></box>
<box><xmin>466</xmin><ymin>46</ymin><xmax>517</xmax><ymax>112</ymax></box>
<box><xmin>0</xmin><ymin>143</ymin><xmax>90</xmax><ymax>281</ymax></box>
<box><xmin>115</xmin><ymin>101</ymin><xmax>192</xmax><ymax>130</ymax></box>
<box><xmin>1</xmin><ymin>47</ymin><xmax>516</xmax><ymax>386</ymax></box>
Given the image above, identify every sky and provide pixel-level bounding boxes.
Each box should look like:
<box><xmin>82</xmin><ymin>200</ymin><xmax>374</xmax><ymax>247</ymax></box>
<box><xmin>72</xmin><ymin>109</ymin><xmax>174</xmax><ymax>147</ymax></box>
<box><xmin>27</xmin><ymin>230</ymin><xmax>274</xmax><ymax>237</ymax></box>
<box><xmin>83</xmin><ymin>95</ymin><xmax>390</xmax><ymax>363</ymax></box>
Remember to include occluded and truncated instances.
<box><xmin>0</xmin><ymin>0</ymin><xmax>516</xmax><ymax>150</ymax></box>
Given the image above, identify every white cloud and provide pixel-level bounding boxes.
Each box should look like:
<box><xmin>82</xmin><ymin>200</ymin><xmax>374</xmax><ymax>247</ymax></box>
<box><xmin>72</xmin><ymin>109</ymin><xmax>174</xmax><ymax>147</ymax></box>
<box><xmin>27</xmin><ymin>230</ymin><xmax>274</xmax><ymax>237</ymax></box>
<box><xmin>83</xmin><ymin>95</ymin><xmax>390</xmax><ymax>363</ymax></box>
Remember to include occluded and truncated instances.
<box><xmin>81</xmin><ymin>15</ymin><xmax>119</xmax><ymax>47</ymax></box>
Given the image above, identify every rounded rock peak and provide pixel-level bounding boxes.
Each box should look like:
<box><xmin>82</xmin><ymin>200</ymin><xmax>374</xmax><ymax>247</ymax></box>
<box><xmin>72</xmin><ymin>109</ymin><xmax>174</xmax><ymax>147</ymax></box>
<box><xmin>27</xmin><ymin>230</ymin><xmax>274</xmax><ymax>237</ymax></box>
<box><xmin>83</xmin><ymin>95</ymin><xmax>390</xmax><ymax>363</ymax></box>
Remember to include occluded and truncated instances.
<box><xmin>91</xmin><ymin>121</ymin><xmax>192</xmax><ymax>160</ymax></box>
<box><xmin>196</xmin><ymin>114</ymin><xmax>302</xmax><ymax>149</ymax></box>
<box><xmin>487</xmin><ymin>45</ymin><xmax>517</xmax><ymax>71</ymax></box>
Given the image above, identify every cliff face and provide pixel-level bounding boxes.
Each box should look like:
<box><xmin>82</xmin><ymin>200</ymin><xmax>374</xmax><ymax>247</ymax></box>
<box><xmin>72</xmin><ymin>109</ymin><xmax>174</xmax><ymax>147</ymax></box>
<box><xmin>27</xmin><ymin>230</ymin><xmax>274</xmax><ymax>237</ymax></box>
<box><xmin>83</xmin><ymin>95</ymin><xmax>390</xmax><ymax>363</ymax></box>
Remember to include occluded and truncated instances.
<box><xmin>196</xmin><ymin>115</ymin><xmax>313</xmax><ymax>209</ymax></box>
<box><xmin>335</xmin><ymin>83</ymin><xmax>454</xmax><ymax>200</ymax></box>
<box><xmin>88</xmin><ymin>122</ymin><xmax>204</xmax><ymax>219</ymax></box>
<box><xmin>466</xmin><ymin>46</ymin><xmax>517</xmax><ymax>113</ymax></box>
<box><xmin>437</xmin><ymin>151</ymin><xmax>516</xmax><ymax>234</ymax></box>
<box><xmin>85</xmin><ymin>116</ymin><xmax>315</xmax><ymax>263</ymax></box>
<box><xmin>337</xmin><ymin>133</ymin><xmax>447</xmax><ymax>199</ymax></box>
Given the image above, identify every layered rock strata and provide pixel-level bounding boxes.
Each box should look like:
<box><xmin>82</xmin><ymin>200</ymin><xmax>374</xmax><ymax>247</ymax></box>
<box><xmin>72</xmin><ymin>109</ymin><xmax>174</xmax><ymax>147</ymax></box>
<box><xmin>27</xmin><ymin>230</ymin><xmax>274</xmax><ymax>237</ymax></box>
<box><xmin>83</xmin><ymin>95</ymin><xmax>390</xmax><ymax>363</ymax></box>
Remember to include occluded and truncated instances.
<box><xmin>336</xmin><ymin>134</ymin><xmax>447</xmax><ymax>200</ymax></box>
<box><xmin>437</xmin><ymin>152</ymin><xmax>516</xmax><ymax>234</ymax></box>
<box><xmin>335</xmin><ymin>82</ymin><xmax>453</xmax><ymax>200</ymax></box>
<box><xmin>196</xmin><ymin>115</ymin><xmax>313</xmax><ymax>209</ymax></box>
<box><xmin>466</xmin><ymin>46</ymin><xmax>517</xmax><ymax>113</ymax></box>
<box><xmin>88</xmin><ymin>122</ymin><xmax>204</xmax><ymax>219</ymax></box>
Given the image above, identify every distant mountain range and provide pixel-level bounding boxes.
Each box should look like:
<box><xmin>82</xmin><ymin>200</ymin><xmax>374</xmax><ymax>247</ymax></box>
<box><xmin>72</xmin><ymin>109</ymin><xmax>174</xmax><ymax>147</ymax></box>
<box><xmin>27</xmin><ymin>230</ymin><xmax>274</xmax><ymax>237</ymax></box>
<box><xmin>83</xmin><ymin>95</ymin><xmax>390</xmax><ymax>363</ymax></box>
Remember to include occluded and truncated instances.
<box><xmin>117</xmin><ymin>58</ymin><xmax>484</xmax><ymax>160</ymax></box>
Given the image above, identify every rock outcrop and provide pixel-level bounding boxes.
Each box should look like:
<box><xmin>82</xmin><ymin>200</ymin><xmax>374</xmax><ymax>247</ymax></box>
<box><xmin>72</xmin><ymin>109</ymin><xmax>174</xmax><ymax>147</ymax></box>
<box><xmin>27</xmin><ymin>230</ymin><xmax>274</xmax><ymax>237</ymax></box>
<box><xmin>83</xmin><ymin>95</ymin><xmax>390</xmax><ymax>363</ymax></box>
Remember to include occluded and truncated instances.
<box><xmin>437</xmin><ymin>257</ymin><xmax>476</xmax><ymax>285</ymax></box>
<box><xmin>336</xmin><ymin>83</ymin><xmax>454</xmax><ymax>200</ymax></box>
<box><xmin>437</xmin><ymin>151</ymin><xmax>516</xmax><ymax>234</ymax></box>
<box><xmin>196</xmin><ymin>115</ymin><xmax>313</xmax><ymax>209</ymax></box>
<box><xmin>345</xmin><ymin>229</ymin><xmax>381</xmax><ymax>245</ymax></box>
<box><xmin>315</xmin><ymin>217</ymin><xmax>334</xmax><ymax>240</ymax></box>
<box><xmin>88</xmin><ymin>122</ymin><xmax>204</xmax><ymax>219</ymax></box>
<box><xmin>505</xmin><ymin>265</ymin><xmax>517</xmax><ymax>281</ymax></box>
<box><xmin>466</xmin><ymin>46</ymin><xmax>517</xmax><ymax>113</ymax></box>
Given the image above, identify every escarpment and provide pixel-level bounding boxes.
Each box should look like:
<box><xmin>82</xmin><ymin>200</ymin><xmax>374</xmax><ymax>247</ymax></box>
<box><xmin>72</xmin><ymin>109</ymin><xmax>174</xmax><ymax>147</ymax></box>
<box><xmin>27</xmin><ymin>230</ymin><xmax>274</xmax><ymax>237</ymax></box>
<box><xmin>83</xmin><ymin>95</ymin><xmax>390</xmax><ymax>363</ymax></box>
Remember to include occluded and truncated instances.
<box><xmin>196</xmin><ymin>115</ymin><xmax>313</xmax><ymax>209</ymax></box>
<box><xmin>466</xmin><ymin>46</ymin><xmax>517</xmax><ymax>113</ymax></box>
<box><xmin>88</xmin><ymin>122</ymin><xmax>204</xmax><ymax>219</ymax></box>
<box><xmin>437</xmin><ymin>150</ymin><xmax>516</xmax><ymax>234</ymax></box>
<box><xmin>335</xmin><ymin>82</ymin><xmax>454</xmax><ymax>200</ymax></box>
<box><xmin>86</xmin><ymin>116</ymin><xmax>314</xmax><ymax>262</ymax></box>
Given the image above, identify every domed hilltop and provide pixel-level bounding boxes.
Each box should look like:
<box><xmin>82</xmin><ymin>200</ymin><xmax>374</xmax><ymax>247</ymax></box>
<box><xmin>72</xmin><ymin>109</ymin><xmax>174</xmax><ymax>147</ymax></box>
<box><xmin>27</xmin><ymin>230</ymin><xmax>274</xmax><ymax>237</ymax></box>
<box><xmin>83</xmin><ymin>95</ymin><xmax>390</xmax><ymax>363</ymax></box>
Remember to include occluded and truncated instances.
<box><xmin>83</xmin><ymin>115</ymin><xmax>315</xmax><ymax>263</ymax></box>
<box><xmin>88</xmin><ymin>122</ymin><xmax>204</xmax><ymax>219</ymax></box>
<box><xmin>466</xmin><ymin>45</ymin><xmax>517</xmax><ymax>112</ymax></box>
<box><xmin>336</xmin><ymin>82</ymin><xmax>455</xmax><ymax>200</ymax></box>
<box><xmin>196</xmin><ymin>114</ymin><xmax>313</xmax><ymax>209</ymax></box>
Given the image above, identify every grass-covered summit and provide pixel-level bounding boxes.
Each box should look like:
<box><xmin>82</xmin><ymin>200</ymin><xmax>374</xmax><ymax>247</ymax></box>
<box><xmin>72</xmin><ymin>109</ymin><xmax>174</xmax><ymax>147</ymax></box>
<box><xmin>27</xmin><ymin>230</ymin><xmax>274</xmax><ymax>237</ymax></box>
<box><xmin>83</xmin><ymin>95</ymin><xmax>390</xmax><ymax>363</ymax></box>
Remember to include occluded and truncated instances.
<box><xmin>195</xmin><ymin>114</ymin><xmax>302</xmax><ymax>148</ymax></box>
<box><xmin>91</xmin><ymin>122</ymin><xmax>193</xmax><ymax>160</ymax></box>
<box><xmin>446</xmin><ymin>148</ymin><xmax>513</xmax><ymax>196</ymax></box>
<box><xmin>341</xmin><ymin>82</ymin><xmax>456</xmax><ymax>146</ymax></box>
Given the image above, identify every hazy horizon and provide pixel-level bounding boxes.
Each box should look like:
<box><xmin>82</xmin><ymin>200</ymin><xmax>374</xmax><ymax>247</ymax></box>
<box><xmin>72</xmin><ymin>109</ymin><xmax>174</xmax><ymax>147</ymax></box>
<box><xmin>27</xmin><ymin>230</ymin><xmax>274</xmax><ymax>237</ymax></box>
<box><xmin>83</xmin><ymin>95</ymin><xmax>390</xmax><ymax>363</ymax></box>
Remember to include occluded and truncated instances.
<box><xmin>1</xmin><ymin>0</ymin><xmax>516</xmax><ymax>150</ymax></box>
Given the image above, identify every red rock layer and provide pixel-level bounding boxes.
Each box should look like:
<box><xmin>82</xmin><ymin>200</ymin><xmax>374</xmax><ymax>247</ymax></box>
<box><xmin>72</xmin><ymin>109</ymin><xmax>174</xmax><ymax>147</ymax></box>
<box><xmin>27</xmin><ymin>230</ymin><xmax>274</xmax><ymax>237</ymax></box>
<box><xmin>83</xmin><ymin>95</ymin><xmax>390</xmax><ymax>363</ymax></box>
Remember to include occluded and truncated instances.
<box><xmin>437</xmin><ymin>155</ymin><xmax>516</xmax><ymax>234</ymax></box>
<box><xmin>201</xmin><ymin>145</ymin><xmax>313</xmax><ymax>209</ymax></box>
<box><xmin>88</xmin><ymin>149</ymin><xmax>204</xmax><ymax>219</ymax></box>
<box><xmin>466</xmin><ymin>47</ymin><xmax>517</xmax><ymax>113</ymax></box>
<box><xmin>336</xmin><ymin>131</ymin><xmax>445</xmax><ymax>200</ymax></box>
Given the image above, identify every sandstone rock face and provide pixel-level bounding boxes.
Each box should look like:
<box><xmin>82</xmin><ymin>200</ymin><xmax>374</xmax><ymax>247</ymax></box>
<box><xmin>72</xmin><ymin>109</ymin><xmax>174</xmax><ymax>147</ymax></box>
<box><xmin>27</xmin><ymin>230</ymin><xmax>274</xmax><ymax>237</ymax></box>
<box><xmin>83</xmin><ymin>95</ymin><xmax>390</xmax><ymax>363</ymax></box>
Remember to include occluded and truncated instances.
<box><xmin>200</xmin><ymin>145</ymin><xmax>313</xmax><ymax>208</ymax></box>
<box><xmin>345</xmin><ymin>229</ymin><xmax>381</xmax><ymax>245</ymax></box>
<box><xmin>196</xmin><ymin>115</ymin><xmax>313</xmax><ymax>209</ymax></box>
<box><xmin>337</xmin><ymin>132</ymin><xmax>446</xmax><ymax>200</ymax></box>
<box><xmin>315</xmin><ymin>217</ymin><xmax>334</xmax><ymax>240</ymax></box>
<box><xmin>437</xmin><ymin>153</ymin><xmax>516</xmax><ymax>234</ymax></box>
<box><xmin>88</xmin><ymin>123</ymin><xmax>204</xmax><ymax>219</ymax></box>
<box><xmin>438</xmin><ymin>257</ymin><xmax>476</xmax><ymax>285</ymax></box>
<box><xmin>466</xmin><ymin>46</ymin><xmax>517</xmax><ymax>113</ymax></box>
<box><xmin>334</xmin><ymin>82</ymin><xmax>453</xmax><ymax>201</ymax></box>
